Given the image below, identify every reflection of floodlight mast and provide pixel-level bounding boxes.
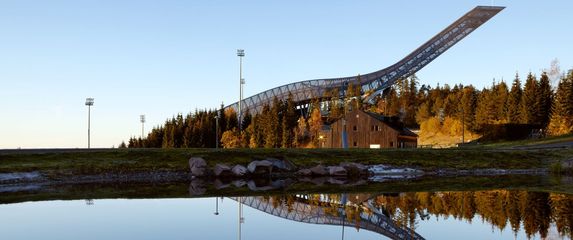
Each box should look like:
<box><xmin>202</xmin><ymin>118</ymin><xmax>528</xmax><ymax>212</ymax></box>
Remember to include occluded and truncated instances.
<box><xmin>85</xmin><ymin>98</ymin><xmax>94</xmax><ymax>149</ymax></box>
<box><xmin>140</xmin><ymin>115</ymin><xmax>146</xmax><ymax>139</ymax></box>
<box><xmin>214</xmin><ymin>197</ymin><xmax>219</xmax><ymax>215</ymax></box>
<box><xmin>237</xmin><ymin>49</ymin><xmax>245</xmax><ymax>131</ymax></box>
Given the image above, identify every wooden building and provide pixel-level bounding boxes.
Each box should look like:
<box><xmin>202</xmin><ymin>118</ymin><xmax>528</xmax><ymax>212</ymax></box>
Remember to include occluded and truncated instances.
<box><xmin>318</xmin><ymin>109</ymin><xmax>418</xmax><ymax>149</ymax></box>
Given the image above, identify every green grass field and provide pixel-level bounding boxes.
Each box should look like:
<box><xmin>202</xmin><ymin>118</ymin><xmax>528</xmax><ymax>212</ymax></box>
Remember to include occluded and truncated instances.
<box><xmin>1</xmin><ymin>139</ymin><xmax>571</xmax><ymax>179</ymax></box>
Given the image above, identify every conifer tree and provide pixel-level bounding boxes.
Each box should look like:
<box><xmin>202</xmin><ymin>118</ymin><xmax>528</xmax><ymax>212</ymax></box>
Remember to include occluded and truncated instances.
<box><xmin>249</xmin><ymin>115</ymin><xmax>263</xmax><ymax>148</ymax></box>
<box><xmin>475</xmin><ymin>88</ymin><xmax>494</xmax><ymax>129</ymax></box>
<box><xmin>548</xmin><ymin>70</ymin><xmax>573</xmax><ymax>135</ymax></box>
<box><xmin>281</xmin><ymin>93</ymin><xmax>297</xmax><ymax>148</ymax></box>
<box><xmin>329</xmin><ymin>88</ymin><xmax>343</xmax><ymax>120</ymax></box>
<box><xmin>520</xmin><ymin>72</ymin><xmax>539</xmax><ymax>124</ymax></box>
<box><xmin>494</xmin><ymin>81</ymin><xmax>509</xmax><ymax>123</ymax></box>
<box><xmin>355</xmin><ymin>75</ymin><xmax>363</xmax><ymax>110</ymax></box>
<box><xmin>460</xmin><ymin>86</ymin><xmax>477</xmax><ymax>131</ymax></box>
<box><xmin>507</xmin><ymin>73</ymin><xmax>523</xmax><ymax>123</ymax></box>
<box><xmin>308</xmin><ymin>107</ymin><xmax>323</xmax><ymax>147</ymax></box>
<box><xmin>537</xmin><ymin>72</ymin><xmax>553</xmax><ymax>127</ymax></box>
<box><xmin>386</xmin><ymin>88</ymin><xmax>400</xmax><ymax>116</ymax></box>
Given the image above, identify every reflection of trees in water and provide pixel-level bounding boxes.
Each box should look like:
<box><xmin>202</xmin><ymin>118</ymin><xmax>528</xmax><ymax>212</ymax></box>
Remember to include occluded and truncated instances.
<box><xmin>255</xmin><ymin>191</ymin><xmax>573</xmax><ymax>239</ymax></box>
<box><xmin>373</xmin><ymin>191</ymin><xmax>573</xmax><ymax>239</ymax></box>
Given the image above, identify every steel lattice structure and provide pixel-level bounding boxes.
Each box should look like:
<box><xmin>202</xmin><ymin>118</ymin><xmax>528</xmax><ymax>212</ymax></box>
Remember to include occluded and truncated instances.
<box><xmin>230</xmin><ymin>195</ymin><xmax>425</xmax><ymax>240</ymax></box>
<box><xmin>225</xmin><ymin>6</ymin><xmax>504</xmax><ymax>115</ymax></box>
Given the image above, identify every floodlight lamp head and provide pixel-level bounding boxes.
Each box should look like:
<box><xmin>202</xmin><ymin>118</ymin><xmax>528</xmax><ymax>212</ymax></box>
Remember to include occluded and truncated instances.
<box><xmin>140</xmin><ymin>115</ymin><xmax>146</xmax><ymax>123</ymax></box>
<box><xmin>237</xmin><ymin>49</ymin><xmax>245</xmax><ymax>57</ymax></box>
<box><xmin>85</xmin><ymin>98</ymin><xmax>94</xmax><ymax>106</ymax></box>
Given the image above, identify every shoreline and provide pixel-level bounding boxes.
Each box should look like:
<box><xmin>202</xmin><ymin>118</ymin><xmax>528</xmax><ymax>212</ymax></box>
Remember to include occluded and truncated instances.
<box><xmin>0</xmin><ymin>167</ymin><xmax>552</xmax><ymax>195</ymax></box>
<box><xmin>1</xmin><ymin>146</ymin><xmax>571</xmax><ymax>197</ymax></box>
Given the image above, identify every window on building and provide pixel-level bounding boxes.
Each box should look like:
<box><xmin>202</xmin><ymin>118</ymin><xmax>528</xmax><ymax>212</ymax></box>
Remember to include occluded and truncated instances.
<box><xmin>390</xmin><ymin>141</ymin><xmax>394</xmax><ymax>147</ymax></box>
<box><xmin>353</xmin><ymin>125</ymin><xmax>357</xmax><ymax>131</ymax></box>
<box><xmin>353</xmin><ymin>141</ymin><xmax>357</xmax><ymax>147</ymax></box>
<box><xmin>371</xmin><ymin>125</ymin><xmax>374</xmax><ymax>131</ymax></box>
<box><xmin>375</xmin><ymin>125</ymin><xmax>379</xmax><ymax>131</ymax></box>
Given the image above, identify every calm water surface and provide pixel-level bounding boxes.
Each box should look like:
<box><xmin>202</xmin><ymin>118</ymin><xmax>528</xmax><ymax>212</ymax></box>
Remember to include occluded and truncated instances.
<box><xmin>1</xmin><ymin>190</ymin><xmax>571</xmax><ymax>240</ymax></box>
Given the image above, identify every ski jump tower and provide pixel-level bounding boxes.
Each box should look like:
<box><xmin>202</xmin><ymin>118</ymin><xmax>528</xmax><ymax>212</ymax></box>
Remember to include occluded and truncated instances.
<box><xmin>226</xmin><ymin>6</ymin><xmax>504</xmax><ymax>115</ymax></box>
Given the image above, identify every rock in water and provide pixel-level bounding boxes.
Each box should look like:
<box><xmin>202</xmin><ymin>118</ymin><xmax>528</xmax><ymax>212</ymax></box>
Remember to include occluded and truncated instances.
<box><xmin>266</xmin><ymin>158</ymin><xmax>297</xmax><ymax>172</ymax></box>
<box><xmin>309</xmin><ymin>165</ymin><xmax>327</xmax><ymax>176</ymax></box>
<box><xmin>188</xmin><ymin>179</ymin><xmax>206</xmax><ymax>195</ymax></box>
<box><xmin>189</xmin><ymin>157</ymin><xmax>207</xmax><ymax>177</ymax></box>
<box><xmin>328</xmin><ymin>166</ymin><xmax>348</xmax><ymax>176</ymax></box>
<box><xmin>340</xmin><ymin>162</ymin><xmax>369</xmax><ymax>176</ymax></box>
<box><xmin>296</xmin><ymin>169</ymin><xmax>312</xmax><ymax>176</ymax></box>
<box><xmin>213</xmin><ymin>164</ymin><xmax>232</xmax><ymax>177</ymax></box>
<box><xmin>247</xmin><ymin>160</ymin><xmax>273</xmax><ymax>175</ymax></box>
<box><xmin>231</xmin><ymin>165</ymin><xmax>248</xmax><ymax>177</ymax></box>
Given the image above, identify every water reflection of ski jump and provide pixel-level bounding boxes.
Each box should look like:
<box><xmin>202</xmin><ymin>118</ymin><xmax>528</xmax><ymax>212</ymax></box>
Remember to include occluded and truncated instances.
<box><xmin>229</xmin><ymin>194</ymin><xmax>424</xmax><ymax>240</ymax></box>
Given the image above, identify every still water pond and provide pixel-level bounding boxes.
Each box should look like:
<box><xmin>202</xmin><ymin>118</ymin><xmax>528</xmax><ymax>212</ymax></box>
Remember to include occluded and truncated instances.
<box><xmin>1</xmin><ymin>190</ymin><xmax>571</xmax><ymax>240</ymax></box>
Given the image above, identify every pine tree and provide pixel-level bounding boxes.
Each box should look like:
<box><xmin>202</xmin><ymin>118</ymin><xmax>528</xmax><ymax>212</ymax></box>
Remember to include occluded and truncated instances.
<box><xmin>494</xmin><ymin>81</ymin><xmax>509</xmax><ymax>123</ymax></box>
<box><xmin>281</xmin><ymin>93</ymin><xmax>297</xmax><ymax>148</ymax></box>
<box><xmin>308</xmin><ymin>107</ymin><xmax>323</xmax><ymax>147</ymax></box>
<box><xmin>520</xmin><ymin>72</ymin><xmax>539</xmax><ymax>124</ymax></box>
<box><xmin>387</xmin><ymin>87</ymin><xmax>400</xmax><ymax>116</ymax></box>
<box><xmin>537</xmin><ymin>72</ymin><xmax>553</xmax><ymax>127</ymax></box>
<box><xmin>354</xmin><ymin>74</ymin><xmax>364</xmax><ymax>110</ymax></box>
<box><xmin>547</xmin><ymin>70</ymin><xmax>573</xmax><ymax>135</ymax></box>
<box><xmin>507</xmin><ymin>73</ymin><xmax>522</xmax><ymax>123</ymax></box>
<box><xmin>475</xmin><ymin>88</ymin><xmax>493</xmax><ymax>129</ymax></box>
<box><xmin>249</xmin><ymin>115</ymin><xmax>263</xmax><ymax>148</ymax></box>
<box><xmin>460</xmin><ymin>86</ymin><xmax>477</xmax><ymax>131</ymax></box>
<box><xmin>329</xmin><ymin>88</ymin><xmax>343</xmax><ymax>120</ymax></box>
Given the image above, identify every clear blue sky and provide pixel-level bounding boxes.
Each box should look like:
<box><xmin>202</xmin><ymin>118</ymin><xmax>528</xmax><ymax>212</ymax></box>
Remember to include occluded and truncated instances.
<box><xmin>1</xmin><ymin>1</ymin><xmax>572</xmax><ymax>148</ymax></box>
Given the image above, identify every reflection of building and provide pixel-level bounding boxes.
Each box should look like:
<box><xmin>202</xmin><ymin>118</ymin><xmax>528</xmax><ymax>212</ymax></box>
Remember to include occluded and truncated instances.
<box><xmin>230</xmin><ymin>195</ymin><xmax>425</xmax><ymax>240</ymax></box>
<box><xmin>319</xmin><ymin>109</ymin><xmax>418</xmax><ymax>148</ymax></box>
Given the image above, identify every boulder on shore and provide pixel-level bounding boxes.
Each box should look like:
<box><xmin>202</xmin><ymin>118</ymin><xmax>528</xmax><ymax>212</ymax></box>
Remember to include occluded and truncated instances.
<box><xmin>189</xmin><ymin>157</ymin><xmax>208</xmax><ymax>177</ymax></box>
<box><xmin>328</xmin><ymin>166</ymin><xmax>348</xmax><ymax>176</ymax></box>
<box><xmin>247</xmin><ymin>160</ymin><xmax>273</xmax><ymax>175</ymax></box>
<box><xmin>296</xmin><ymin>169</ymin><xmax>312</xmax><ymax>176</ymax></box>
<box><xmin>266</xmin><ymin>158</ymin><xmax>297</xmax><ymax>172</ymax></box>
<box><xmin>340</xmin><ymin>162</ymin><xmax>369</xmax><ymax>176</ymax></box>
<box><xmin>213</xmin><ymin>164</ymin><xmax>232</xmax><ymax>177</ymax></box>
<box><xmin>231</xmin><ymin>165</ymin><xmax>248</xmax><ymax>177</ymax></box>
<box><xmin>309</xmin><ymin>165</ymin><xmax>327</xmax><ymax>176</ymax></box>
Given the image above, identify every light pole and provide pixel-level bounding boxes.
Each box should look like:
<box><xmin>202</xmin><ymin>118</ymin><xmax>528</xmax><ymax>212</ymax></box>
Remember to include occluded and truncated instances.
<box><xmin>215</xmin><ymin>114</ymin><xmax>220</xmax><ymax>149</ymax></box>
<box><xmin>140</xmin><ymin>115</ymin><xmax>146</xmax><ymax>139</ymax></box>
<box><xmin>237</xmin><ymin>49</ymin><xmax>245</xmax><ymax>131</ymax></box>
<box><xmin>216</xmin><ymin>102</ymin><xmax>224</xmax><ymax>149</ymax></box>
<box><xmin>461</xmin><ymin>107</ymin><xmax>465</xmax><ymax>145</ymax></box>
<box><xmin>85</xmin><ymin>98</ymin><xmax>94</xmax><ymax>149</ymax></box>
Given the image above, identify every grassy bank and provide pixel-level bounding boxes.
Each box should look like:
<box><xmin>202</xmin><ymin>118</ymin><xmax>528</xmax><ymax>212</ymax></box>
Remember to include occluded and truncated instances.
<box><xmin>1</xmin><ymin>144</ymin><xmax>572</xmax><ymax>179</ymax></box>
<box><xmin>1</xmin><ymin>174</ymin><xmax>568</xmax><ymax>204</ymax></box>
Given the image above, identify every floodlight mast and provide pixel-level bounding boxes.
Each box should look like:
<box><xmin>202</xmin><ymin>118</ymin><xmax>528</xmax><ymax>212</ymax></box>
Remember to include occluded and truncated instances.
<box><xmin>140</xmin><ymin>115</ymin><xmax>146</xmax><ymax>139</ymax></box>
<box><xmin>85</xmin><ymin>98</ymin><xmax>94</xmax><ymax>149</ymax></box>
<box><xmin>237</xmin><ymin>49</ymin><xmax>245</xmax><ymax>131</ymax></box>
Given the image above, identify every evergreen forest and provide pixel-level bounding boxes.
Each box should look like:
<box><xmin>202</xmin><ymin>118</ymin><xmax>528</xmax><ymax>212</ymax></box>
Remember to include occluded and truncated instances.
<box><xmin>124</xmin><ymin>68</ymin><xmax>573</xmax><ymax>148</ymax></box>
